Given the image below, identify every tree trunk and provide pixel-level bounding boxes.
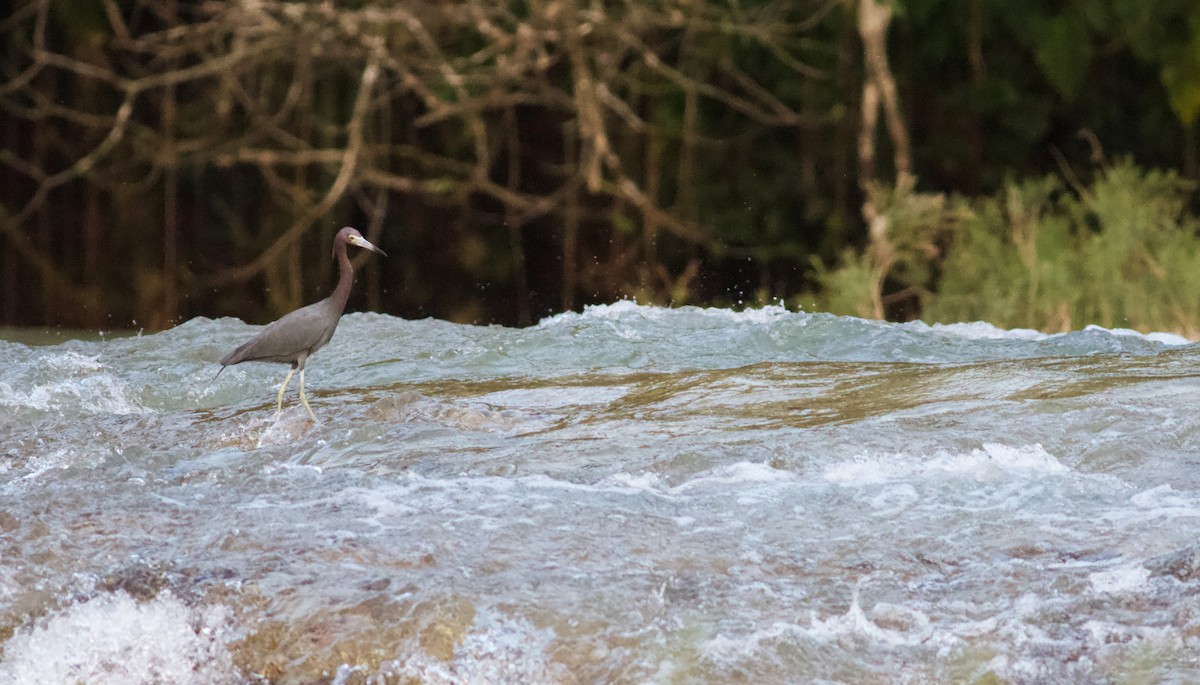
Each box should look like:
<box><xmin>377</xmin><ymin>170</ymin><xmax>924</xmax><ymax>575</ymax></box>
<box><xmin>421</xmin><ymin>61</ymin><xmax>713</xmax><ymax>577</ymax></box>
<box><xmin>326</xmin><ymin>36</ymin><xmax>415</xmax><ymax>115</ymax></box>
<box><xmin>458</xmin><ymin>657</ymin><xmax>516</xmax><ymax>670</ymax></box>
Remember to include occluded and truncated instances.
<box><xmin>856</xmin><ymin>0</ymin><xmax>912</xmax><ymax>319</ymax></box>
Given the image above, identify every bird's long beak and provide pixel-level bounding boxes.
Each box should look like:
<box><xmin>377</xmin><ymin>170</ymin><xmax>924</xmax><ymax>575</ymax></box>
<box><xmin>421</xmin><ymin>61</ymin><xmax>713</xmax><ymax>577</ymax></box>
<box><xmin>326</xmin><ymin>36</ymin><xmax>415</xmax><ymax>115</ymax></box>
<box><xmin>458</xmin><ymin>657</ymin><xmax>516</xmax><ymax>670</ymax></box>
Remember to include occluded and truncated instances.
<box><xmin>350</xmin><ymin>235</ymin><xmax>388</xmax><ymax>257</ymax></box>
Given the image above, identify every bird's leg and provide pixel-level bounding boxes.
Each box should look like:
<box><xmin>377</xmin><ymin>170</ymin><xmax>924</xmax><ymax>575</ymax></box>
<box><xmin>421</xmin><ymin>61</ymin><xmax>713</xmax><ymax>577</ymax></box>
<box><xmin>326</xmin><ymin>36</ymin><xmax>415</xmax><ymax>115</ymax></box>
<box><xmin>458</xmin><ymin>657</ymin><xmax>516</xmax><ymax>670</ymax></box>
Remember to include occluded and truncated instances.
<box><xmin>276</xmin><ymin>365</ymin><xmax>296</xmax><ymax>415</ymax></box>
<box><xmin>298</xmin><ymin>368</ymin><xmax>317</xmax><ymax>421</ymax></box>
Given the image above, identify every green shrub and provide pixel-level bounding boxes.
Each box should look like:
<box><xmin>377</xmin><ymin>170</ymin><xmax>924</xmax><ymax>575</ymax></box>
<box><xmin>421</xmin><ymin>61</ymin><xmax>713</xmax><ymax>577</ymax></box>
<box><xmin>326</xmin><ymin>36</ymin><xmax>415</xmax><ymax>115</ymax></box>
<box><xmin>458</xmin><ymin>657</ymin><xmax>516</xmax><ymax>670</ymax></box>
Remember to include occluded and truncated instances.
<box><xmin>925</xmin><ymin>159</ymin><xmax>1200</xmax><ymax>334</ymax></box>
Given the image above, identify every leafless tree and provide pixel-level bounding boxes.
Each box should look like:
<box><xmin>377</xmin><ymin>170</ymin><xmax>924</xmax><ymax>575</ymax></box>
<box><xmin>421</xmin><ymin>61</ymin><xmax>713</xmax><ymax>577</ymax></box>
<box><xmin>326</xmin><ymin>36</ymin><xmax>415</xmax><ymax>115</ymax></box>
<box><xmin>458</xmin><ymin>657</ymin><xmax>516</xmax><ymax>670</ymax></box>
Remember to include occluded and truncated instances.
<box><xmin>1</xmin><ymin>0</ymin><xmax>842</xmax><ymax>327</ymax></box>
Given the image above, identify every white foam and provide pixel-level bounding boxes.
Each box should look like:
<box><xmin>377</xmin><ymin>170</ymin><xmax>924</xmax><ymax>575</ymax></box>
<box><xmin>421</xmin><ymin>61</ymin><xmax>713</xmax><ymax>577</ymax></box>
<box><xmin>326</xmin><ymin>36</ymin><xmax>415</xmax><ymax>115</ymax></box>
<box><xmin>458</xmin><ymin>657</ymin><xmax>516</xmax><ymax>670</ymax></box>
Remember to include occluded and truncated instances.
<box><xmin>921</xmin><ymin>321</ymin><xmax>1049</xmax><ymax>341</ymax></box>
<box><xmin>14</xmin><ymin>449</ymin><xmax>77</xmax><ymax>483</ymax></box>
<box><xmin>0</xmin><ymin>351</ymin><xmax>146</xmax><ymax>415</ymax></box>
<box><xmin>599</xmin><ymin>471</ymin><xmax>668</xmax><ymax>492</ymax></box>
<box><xmin>0</xmin><ymin>565</ymin><xmax>19</xmax><ymax>603</ymax></box>
<box><xmin>1083</xmin><ymin>324</ymin><xmax>1192</xmax><ymax>346</ymax></box>
<box><xmin>867</xmin><ymin>483</ymin><xmax>920</xmax><ymax>515</ymax></box>
<box><xmin>896</xmin><ymin>318</ymin><xmax>1190</xmax><ymax>346</ymax></box>
<box><xmin>555</xmin><ymin>302</ymin><xmax>1193</xmax><ymax>345</ymax></box>
<box><xmin>804</xmin><ymin>595</ymin><xmax>944</xmax><ymax>648</ymax></box>
<box><xmin>760</xmin><ymin>597</ymin><xmax>1190</xmax><ymax>684</ymax></box>
<box><xmin>375</xmin><ymin>610</ymin><xmax>566</xmax><ymax>685</ymax></box>
<box><xmin>547</xmin><ymin>302</ymin><xmax>1198</xmax><ymax>347</ymax></box>
<box><xmin>702</xmin><ymin>594</ymin><xmax>951</xmax><ymax>672</ymax></box>
<box><xmin>45</xmin><ymin>351</ymin><xmax>106</xmax><ymax>371</ymax></box>
<box><xmin>539</xmin><ymin>300</ymin><xmax>793</xmax><ymax>327</ymax></box>
<box><xmin>0</xmin><ymin>592</ymin><xmax>239</xmax><ymax>685</ymax></box>
<box><xmin>823</xmin><ymin>443</ymin><xmax>1069</xmax><ymax>487</ymax></box>
<box><xmin>0</xmin><ymin>376</ymin><xmax>145</xmax><ymax>414</ymax></box>
<box><xmin>672</xmin><ymin>461</ymin><xmax>795</xmax><ymax>493</ymax></box>
<box><xmin>700</xmin><ymin>621</ymin><xmax>807</xmax><ymax>667</ymax></box>
<box><xmin>1088</xmin><ymin>564</ymin><xmax>1150</xmax><ymax>594</ymax></box>
<box><xmin>345</xmin><ymin>471</ymin><xmax>681</xmax><ymax>512</ymax></box>
<box><xmin>1127</xmin><ymin>484</ymin><xmax>1200</xmax><ymax>520</ymax></box>
<box><xmin>1130</xmin><ymin>484</ymin><xmax>1188</xmax><ymax>508</ymax></box>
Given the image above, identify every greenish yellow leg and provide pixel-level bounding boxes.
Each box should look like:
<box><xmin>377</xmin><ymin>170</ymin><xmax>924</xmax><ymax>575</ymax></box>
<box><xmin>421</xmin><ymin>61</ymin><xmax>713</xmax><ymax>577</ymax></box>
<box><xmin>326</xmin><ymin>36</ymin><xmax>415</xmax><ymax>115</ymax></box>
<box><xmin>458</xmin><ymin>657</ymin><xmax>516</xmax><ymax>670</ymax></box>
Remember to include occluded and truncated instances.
<box><xmin>298</xmin><ymin>368</ymin><xmax>317</xmax><ymax>421</ymax></box>
<box><xmin>276</xmin><ymin>366</ymin><xmax>296</xmax><ymax>415</ymax></box>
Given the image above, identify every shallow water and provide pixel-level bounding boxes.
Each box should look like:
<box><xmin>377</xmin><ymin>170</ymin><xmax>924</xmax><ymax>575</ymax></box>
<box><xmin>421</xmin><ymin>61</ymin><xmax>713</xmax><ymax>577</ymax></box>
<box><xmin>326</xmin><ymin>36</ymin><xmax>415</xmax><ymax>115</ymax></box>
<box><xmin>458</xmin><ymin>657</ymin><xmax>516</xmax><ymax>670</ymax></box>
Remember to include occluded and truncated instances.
<box><xmin>2</xmin><ymin>302</ymin><xmax>1200</xmax><ymax>684</ymax></box>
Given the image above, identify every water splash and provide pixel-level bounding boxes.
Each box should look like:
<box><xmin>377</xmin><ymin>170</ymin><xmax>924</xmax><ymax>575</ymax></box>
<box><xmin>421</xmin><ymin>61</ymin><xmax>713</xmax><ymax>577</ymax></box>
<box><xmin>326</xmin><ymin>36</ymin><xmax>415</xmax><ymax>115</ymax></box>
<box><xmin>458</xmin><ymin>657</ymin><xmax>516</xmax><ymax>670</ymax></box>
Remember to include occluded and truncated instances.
<box><xmin>3</xmin><ymin>304</ymin><xmax>1200</xmax><ymax>682</ymax></box>
<box><xmin>0</xmin><ymin>592</ymin><xmax>239</xmax><ymax>685</ymax></box>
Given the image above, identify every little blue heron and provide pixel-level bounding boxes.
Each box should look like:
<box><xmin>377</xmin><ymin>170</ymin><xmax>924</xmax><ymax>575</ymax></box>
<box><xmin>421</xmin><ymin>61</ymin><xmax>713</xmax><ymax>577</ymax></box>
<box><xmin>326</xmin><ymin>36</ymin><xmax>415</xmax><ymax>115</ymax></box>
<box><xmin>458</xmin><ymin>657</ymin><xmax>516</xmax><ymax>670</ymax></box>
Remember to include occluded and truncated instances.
<box><xmin>217</xmin><ymin>226</ymin><xmax>386</xmax><ymax>420</ymax></box>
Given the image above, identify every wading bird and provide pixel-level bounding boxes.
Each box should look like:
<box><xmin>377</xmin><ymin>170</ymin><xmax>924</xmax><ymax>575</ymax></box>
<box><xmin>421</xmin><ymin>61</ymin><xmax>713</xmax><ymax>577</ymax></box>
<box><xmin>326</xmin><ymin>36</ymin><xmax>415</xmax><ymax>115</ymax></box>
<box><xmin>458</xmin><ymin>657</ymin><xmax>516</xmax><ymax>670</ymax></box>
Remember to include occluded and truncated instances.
<box><xmin>217</xmin><ymin>227</ymin><xmax>386</xmax><ymax>420</ymax></box>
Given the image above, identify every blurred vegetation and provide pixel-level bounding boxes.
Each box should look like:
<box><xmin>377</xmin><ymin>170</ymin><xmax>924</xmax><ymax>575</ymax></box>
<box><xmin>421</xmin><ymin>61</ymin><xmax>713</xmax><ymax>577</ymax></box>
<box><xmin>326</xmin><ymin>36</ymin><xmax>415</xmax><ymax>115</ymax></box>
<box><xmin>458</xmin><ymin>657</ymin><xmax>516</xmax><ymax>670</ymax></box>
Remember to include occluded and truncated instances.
<box><xmin>1</xmin><ymin>0</ymin><xmax>1199</xmax><ymax>333</ymax></box>
<box><xmin>928</xmin><ymin>160</ymin><xmax>1200</xmax><ymax>336</ymax></box>
<box><xmin>805</xmin><ymin>159</ymin><xmax>1200</xmax><ymax>336</ymax></box>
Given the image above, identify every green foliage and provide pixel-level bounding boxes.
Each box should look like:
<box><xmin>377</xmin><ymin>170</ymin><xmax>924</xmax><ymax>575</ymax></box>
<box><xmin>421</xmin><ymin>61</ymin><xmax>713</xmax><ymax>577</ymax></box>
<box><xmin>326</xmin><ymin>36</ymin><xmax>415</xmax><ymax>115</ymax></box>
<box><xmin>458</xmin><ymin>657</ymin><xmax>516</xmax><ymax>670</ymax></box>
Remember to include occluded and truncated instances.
<box><xmin>808</xmin><ymin>161</ymin><xmax>1200</xmax><ymax>335</ymax></box>
<box><xmin>802</xmin><ymin>177</ymin><xmax>964</xmax><ymax>319</ymax></box>
<box><xmin>1160</xmin><ymin>14</ymin><xmax>1200</xmax><ymax>126</ymax></box>
<box><xmin>806</xmin><ymin>249</ymin><xmax>878</xmax><ymax>317</ymax></box>
<box><xmin>927</xmin><ymin>176</ymin><xmax>1072</xmax><ymax>329</ymax></box>
<box><xmin>925</xmin><ymin>160</ymin><xmax>1200</xmax><ymax>335</ymax></box>
<box><xmin>896</xmin><ymin>0</ymin><xmax>1197</xmax><ymax>195</ymax></box>
<box><xmin>1033</xmin><ymin>12</ymin><xmax>1093</xmax><ymax>101</ymax></box>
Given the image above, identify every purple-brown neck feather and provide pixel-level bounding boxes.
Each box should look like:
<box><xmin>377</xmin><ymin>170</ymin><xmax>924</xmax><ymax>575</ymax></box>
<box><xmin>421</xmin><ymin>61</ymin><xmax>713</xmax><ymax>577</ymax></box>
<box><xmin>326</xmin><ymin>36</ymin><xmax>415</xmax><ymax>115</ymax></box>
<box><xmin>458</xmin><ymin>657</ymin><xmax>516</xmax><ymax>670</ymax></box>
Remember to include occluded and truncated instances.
<box><xmin>330</xmin><ymin>233</ymin><xmax>355</xmax><ymax>314</ymax></box>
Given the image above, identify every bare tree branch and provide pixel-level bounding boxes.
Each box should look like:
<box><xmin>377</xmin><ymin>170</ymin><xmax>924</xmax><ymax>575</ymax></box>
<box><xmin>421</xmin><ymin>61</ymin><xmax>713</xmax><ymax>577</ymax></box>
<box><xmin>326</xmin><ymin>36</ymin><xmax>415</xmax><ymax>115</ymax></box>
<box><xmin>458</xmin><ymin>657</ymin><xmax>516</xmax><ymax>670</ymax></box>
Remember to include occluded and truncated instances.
<box><xmin>1</xmin><ymin>0</ymin><xmax>837</xmax><ymax>325</ymax></box>
<box><xmin>203</xmin><ymin>56</ymin><xmax>382</xmax><ymax>288</ymax></box>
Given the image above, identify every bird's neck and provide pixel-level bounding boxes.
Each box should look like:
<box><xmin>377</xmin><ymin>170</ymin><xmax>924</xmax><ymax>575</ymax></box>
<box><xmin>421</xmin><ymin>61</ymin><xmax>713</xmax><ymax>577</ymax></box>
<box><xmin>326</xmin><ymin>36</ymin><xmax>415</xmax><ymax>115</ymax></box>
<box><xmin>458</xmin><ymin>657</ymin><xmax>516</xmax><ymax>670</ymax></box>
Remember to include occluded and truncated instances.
<box><xmin>332</xmin><ymin>244</ymin><xmax>355</xmax><ymax>312</ymax></box>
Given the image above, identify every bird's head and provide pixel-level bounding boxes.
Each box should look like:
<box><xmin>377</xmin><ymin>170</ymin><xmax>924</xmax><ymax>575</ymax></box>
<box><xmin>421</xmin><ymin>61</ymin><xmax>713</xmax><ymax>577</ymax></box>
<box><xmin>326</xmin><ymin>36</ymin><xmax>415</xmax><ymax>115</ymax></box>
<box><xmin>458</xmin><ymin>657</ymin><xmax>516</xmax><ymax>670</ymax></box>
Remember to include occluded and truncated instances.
<box><xmin>335</xmin><ymin>226</ymin><xmax>388</xmax><ymax>259</ymax></box>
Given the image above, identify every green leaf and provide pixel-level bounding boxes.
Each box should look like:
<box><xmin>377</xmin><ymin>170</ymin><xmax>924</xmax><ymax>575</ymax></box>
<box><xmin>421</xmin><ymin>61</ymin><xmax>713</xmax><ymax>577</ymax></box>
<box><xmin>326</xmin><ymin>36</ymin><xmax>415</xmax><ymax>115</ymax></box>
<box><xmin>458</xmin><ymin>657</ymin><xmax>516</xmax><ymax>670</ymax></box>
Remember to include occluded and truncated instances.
<box><xmin>1161</xmin><ymin>31</ymin><xmax>1200</xmax><ymax>126</ymax></box>
<box><xmin>1033</xmin><ymin>14</ymin><xmax>1093</xmax><ymax>101</ymax></box>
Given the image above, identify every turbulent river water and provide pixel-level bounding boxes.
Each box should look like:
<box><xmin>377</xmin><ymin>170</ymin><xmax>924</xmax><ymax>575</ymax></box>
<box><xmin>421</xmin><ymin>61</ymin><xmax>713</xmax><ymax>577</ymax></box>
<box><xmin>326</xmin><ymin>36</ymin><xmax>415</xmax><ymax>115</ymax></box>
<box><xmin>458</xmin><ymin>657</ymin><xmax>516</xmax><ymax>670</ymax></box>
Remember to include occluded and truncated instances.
<box><xmin>2</xmin><ymin>302</ymin><xmax>1200</xmax><ymax>684</ymax></box>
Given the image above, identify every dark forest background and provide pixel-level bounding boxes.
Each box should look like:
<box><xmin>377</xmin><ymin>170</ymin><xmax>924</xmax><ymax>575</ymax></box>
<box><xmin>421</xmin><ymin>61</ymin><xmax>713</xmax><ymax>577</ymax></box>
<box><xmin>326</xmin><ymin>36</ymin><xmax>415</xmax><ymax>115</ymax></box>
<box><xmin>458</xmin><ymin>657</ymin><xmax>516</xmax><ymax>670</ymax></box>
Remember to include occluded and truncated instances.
<box><xmin>3</xmin><ymin>0</ymin><xmax>1200</xmax><ymax>333</ymax></box>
